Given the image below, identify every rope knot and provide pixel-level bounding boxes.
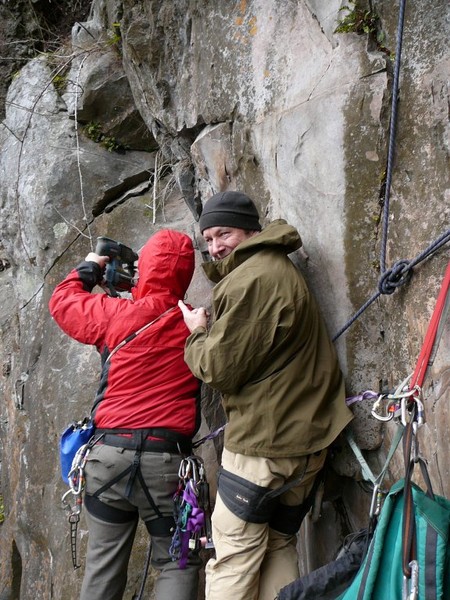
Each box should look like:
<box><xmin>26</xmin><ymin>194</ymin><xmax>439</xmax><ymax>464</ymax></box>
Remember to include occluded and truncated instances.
<box><xmin>378</xmin><ymin>259</ymin><xmax>412</xmax><ymax>295</ymax></box>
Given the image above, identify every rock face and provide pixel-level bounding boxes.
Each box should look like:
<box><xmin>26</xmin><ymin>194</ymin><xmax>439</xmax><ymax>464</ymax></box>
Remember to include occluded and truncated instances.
<box><xmin>0</xmin><ymin>0</ymin><xmax>448</xmax><ymax>598</ymax></box>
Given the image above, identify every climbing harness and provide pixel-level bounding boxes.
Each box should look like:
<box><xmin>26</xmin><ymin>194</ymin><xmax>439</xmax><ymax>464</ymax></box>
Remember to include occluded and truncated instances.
<box><xmin>169</xmin><ymin>455</ymin><xmax>214</xmax><ymax>568</ymax></box>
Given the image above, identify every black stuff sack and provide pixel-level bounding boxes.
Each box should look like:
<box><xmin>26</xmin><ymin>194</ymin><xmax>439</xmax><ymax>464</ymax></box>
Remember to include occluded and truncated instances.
<box><xmin>276</xmin><ymin>529</ymin><xmax>368</xmax><ymax>600</ymax></box>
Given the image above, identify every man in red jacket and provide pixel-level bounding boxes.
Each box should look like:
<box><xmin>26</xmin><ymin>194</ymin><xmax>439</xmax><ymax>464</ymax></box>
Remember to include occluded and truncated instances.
<box><xmin>49</xmin><ymin>230</ymin><xmax>202</xmax><ymax>600</ymax></box>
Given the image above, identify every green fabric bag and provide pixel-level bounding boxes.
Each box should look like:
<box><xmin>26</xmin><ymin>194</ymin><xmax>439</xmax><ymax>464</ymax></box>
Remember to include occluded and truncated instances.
<box><xmin>337</xmin><ymin>477</ymin><xmax>450</xmax><ymax>600</ymax></box>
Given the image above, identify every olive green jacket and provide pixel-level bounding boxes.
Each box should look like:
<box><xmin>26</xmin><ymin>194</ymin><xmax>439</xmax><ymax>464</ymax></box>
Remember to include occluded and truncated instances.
<box><xmin>184</xmin><ymin>220</ymin><xmax>353</xmax><ymax>457</ymax></box>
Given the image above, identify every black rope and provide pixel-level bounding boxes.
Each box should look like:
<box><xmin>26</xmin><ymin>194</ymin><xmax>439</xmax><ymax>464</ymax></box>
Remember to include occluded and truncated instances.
<box><xmin>408</xmin><ymin>228</ymin><xmax>450</xmax><ymax>269</ymax></box>
<box><xmin>332</xmin><ymin>291</ymin><xmax>381</xmax><ymax>342</ymax></box>
<box><xmin>333</xmin><ymin>230</ymin><xmax>450</xmax><ymax>341</ymax></box>
<box><xmin>378</xmin><ymin>259</ymin><xmax>412</xmax><ymax>295</ymax></box>
<box><xmin>380</xmin><ymin>0</ymin><xmax>408</xmax><ymax>274</ymax></box>
<box><xmin>132</xmin><ymin>540</ymin><xmax>152</xmax><ymax>600</ymax></box>
<box><xmin>332</xmin><ymin>0</ymin><xmax>449</xmax><ymax>341</ymax></box>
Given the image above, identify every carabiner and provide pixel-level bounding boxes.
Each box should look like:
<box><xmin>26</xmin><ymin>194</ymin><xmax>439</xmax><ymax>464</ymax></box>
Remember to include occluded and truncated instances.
<box><xmin>369</xmin><ymin>484</ymin><xmax>380</xmax><ymax>517</ymax></box>
<box><xmin>178</xmin><ymin>458</ymin><xmax>190</xmax><ymax>480</ymax></box>
<box><xmin>412</xmin><ymin>389</ymin><xmax>425</xmax><ymax>427</ymax></box>
<box><xmin>189</xmin><ymin>458</ymin><xmax>199</xmax><ymax>483</ymax></box>
<box><xmin>401</xmin><ymin>389</ymin><xmax>425</xmax><ymax>429</ymax></box>
<box><xmin>61</xmin><ymin>488</ymin><xmax>74</xmax><ymax>507</ymax></box>
<box><xmin>402</xmin><ymin>560</ymin><xmax>418</xmax><ymax>600</ymax></box>
<box><xmin>371</xmin><ymin>394</ymin><xmax>394</xmax><ymax>422</ymax></box>
<box><xmin>369</xmin><ymin>483</ymin><xmax>386</xmax><ymax>518</ymax></box>
<box><xmin>400</xmin><ymin>396</ymin><xmax>415</xmax><ymax>427</ymax></box>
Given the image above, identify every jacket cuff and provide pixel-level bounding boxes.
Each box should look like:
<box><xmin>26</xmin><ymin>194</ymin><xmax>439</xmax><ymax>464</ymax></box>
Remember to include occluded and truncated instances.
<box><xmin>192</xmin><ymin>326</ymin><xmax>207</xmax><ymax>334</ymax></box>
<box><xmin>75</xmin><ymin>261</ymin><xmax>103</xmax><ymax>291</ymax></box>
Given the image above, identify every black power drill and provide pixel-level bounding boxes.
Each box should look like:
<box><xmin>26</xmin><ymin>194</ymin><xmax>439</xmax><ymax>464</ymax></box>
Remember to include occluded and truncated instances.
<box><xmin>95</xmin><ymin>236</ymin><xmax>138</xmax><ymax>297</ymax></box>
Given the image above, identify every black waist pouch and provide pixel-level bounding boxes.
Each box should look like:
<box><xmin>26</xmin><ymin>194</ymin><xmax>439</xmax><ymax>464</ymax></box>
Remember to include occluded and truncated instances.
<box><xmin>217</xmin><ymin>467</ymin><xmax>279</xmax><ymax>523</ymax></box>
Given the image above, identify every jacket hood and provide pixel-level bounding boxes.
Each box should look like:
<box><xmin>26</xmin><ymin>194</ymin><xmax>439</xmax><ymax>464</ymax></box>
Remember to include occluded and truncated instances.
<box><xmin>132</xmin><ymin>230</ymin><xmax>195</xmax><ymax>300</ymax></box>
<box><xmin>203</xmin><ymin>219</ymin><xmax>302</xmax><ymax>283</ymax></box>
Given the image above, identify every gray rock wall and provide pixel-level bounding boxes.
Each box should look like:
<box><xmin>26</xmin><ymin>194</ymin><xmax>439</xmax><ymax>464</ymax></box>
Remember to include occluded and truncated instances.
<box><xmin>0</xmin><ymin>0</ymin><xmax>448</xmax><ymax>597</ymax></box>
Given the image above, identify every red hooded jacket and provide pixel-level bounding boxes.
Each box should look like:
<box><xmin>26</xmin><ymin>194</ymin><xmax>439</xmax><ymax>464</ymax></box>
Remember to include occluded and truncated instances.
<box><xmin>49</xmin><ymin>230</ymin><xmax>200</xmax><ymax>436</ymax></box>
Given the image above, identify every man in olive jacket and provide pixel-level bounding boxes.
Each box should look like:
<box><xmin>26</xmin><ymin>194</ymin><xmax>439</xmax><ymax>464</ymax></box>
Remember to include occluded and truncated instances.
<box><xmin>179</xmin><ymin>191</ymin><xmax>353</xmax><ymax>600</ymax></box>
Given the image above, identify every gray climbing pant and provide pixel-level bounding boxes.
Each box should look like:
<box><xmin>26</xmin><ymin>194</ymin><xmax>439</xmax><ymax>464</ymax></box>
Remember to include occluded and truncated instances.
<box><xmin>79</xmin><ymin>444</ymin><xmax>201</xmax><ymax>600</ymax></box>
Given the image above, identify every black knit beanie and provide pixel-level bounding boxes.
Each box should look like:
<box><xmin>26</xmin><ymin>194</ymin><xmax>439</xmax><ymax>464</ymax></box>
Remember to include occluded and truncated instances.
<box><xmin>199</xmin><ymin>191</ymin><xmax>262</xmax><ymax>233</ymax></box>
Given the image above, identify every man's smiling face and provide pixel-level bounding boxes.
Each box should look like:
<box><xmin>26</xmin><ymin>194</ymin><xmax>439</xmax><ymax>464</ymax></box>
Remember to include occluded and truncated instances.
<box><xmin>202</xmin><ymin>227</ymin><xmax>258</xmax><ymax>260</ymax></box>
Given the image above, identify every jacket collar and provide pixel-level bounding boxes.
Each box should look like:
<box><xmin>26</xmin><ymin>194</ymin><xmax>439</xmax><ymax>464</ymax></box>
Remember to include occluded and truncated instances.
<box><xmin>202</xmin><ymin>219</ymin><xmax>302</xmax><ymax>283</ymax></box>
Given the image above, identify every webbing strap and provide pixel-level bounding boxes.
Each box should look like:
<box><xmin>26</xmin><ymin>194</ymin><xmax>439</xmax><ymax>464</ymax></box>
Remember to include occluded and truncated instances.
<box><xmin>90</xmin><ymin>308</ymin><xmax>176</xmax><ymax>416</ymax></box>
<box><xmin>410</xmin><ymin>260</ymin><xmax>450</xmax><ymax>389</ymax></box>
<box><xmin>92</xmin><ymin>431</ymin><xmax>163</xmax><ymax>518</ymax></box>
<box><xmin>93</xmin><ymin>465</ymin><xmax>132</xmax><ymax>497</ymax></box>
<box><xmin>105</xmin><ymin>307</ymin><xmax>175</xmax><ymax>364</ymax></box>
<box><xmin>263</xmin><ymin>454</ymin><xmax>310</xmax><ymax>502</ymax></box>
<box><xmin>345</xmin><ymin>425</ymin><xmax>404</xmax><ymax>488</ymax></box>
<box><xmin>136</xmin><ymin>468</ymin><xmax>163</xmax><ymax>518</ymax></box>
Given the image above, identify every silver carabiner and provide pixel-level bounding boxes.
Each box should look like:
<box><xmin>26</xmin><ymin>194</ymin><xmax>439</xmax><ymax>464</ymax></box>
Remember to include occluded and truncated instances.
<box><xmin>402</xmin><ymin>560</ymin><xmax>418</xmax><ymax>600</ymax></box>
<box><xmin>61</xmin><ymin>488</ymin><xmax>74</xmax><ymax>507</ymax></box>
<box><xmin>198</xmin><ymin>461</ymin><xmax>206</xmax><ymax>482</ymax></box>
<box><xmin>371</xmin><ymin>394</ymin><xmax>394</xmax><ymax>422</ymax></box>
<box><xmin>413</xmin><ymin>390</ymin><xmax>425</xmax><ymax>427</ymax></box>
<box><xmin>400</xmin><ymin>395</ymin><xmax>417</xmax><ymax>427</ymax></box>
<box><xmin>178</xmin><ymin>458</ymin><xmax>190</xmax><ymax>480</ymax></box>
<box><xmin>189</xmin><ymin>458</ymin><xmax>199</xmax><ymax>483</ymax></box>
<box><xmin>369</xmin><ymin>484</ymin><xmax>380</xmax><ymax>517</ymax></box>
<box><xmin>401</xmin><ymin>388</ymin><xmax>425</xmax><ymax>429</ymax></box>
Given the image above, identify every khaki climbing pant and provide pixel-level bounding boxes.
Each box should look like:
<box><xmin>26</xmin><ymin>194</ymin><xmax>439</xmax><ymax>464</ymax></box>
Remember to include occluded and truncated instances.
<box><xmin>205</xmin><ymin>447</ymin><xmax>327</xmax><ymax>600</ymax></box>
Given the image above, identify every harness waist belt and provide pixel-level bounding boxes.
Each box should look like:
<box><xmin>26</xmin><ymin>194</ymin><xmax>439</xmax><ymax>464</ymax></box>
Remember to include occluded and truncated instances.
<box><xmin>97</xmin><ymin>431</ymin><xmax>192</xmax><ymax>454</ymax></box>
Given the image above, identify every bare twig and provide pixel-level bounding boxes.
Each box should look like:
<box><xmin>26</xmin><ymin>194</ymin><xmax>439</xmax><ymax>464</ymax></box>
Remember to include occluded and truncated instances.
<box><xmin>52</xmin><ymin>207</ymin><xmax>92</xmax><ymax>239</ymax></box>
<box><xmin>73</xmin><ymin>52</ymin><xmax>93</xmax><ymax>249</ymax></box>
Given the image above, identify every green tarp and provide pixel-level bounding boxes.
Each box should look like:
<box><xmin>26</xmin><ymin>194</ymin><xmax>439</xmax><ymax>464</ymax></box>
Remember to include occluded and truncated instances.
<box><xmin>337</xmin><ymin>479</ymin><xmax>450</xmax><ymax>600</ymax></box>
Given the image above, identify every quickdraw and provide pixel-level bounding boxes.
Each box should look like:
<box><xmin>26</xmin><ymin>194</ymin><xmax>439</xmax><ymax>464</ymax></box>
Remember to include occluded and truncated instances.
<box><xmin>169</xmin><ymin>455</ymin><xmax>214</xmax><ymax>568</ymax></box>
